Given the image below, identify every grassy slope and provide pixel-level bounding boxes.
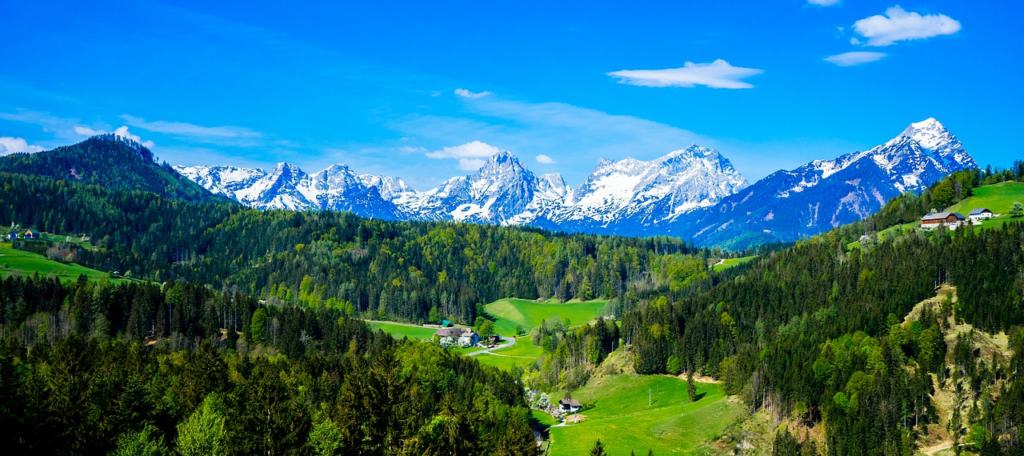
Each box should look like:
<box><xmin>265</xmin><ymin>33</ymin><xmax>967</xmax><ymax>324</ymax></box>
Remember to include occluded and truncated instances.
<box><xmin>474</xmin><ymin>337</ymin><xmax>544</xmax><ymax>371</ymax></box>
<box><xmin>947</xmin><ymin>181</ymin><xmax>1024</xmax><ymax>215</ymax></box>
<box><xmin>0</xmin><ymin>243</ymin><xmax>115</xmax><ymax>282</ymax></box>
<box><xmin>547</xmin><ymin>374</ymin><xmax>744</xmax><ymax>456</ymax></box>
<box><xmin>366</xmin><ymin>321</ymin><xmax>438</xmax><ymax>341</ymax></box>
<box><xmin>484</xmin><ymin>298</ymin><xmax>607</xmax><ymax>337</ymax></box>
<box><xmin>712</xmin><ymin>255</ymin><xmax>757</xmax><ymax>272</ymax></box>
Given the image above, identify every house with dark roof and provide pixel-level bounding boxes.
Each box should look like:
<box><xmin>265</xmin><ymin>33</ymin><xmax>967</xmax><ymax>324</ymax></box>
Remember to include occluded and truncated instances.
<box><xmin>558</xmin><ymin>398</ymin><xmax>582</xmax><ymax>414</ymax></box>
<box><xmin>968</xmin><ymin>208</ymin><xmax>994</xmax><ymax>222</ymax></box>
<box><xmin>920</xmin><ymin>212</ymin><xmax>965</xmax><ymax>230</ymax></box>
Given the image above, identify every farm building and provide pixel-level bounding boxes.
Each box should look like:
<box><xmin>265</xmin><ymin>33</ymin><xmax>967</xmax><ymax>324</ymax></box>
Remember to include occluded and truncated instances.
<box><xmin>559</xmin><ymin>398</ymin><xmax>582</xmax><ymax>414</ymax></box>
<box><xmin>968</xmin><ymin>208</ymin><xmax>994</xmax><ymax>222</ymax></box>
<box><xmin>22</xmin><ymin>229</ymin><xmax>39</xmax><ymax>240</ymax></box>
<box><xmin>436</xmin><ymin>327</ymin><xmax>478</xmax><ymax>348</ymax></box>
<box><xmin>920</xmin><ymin>212</ymin><xmax>965</xmax><ymax>230</ymax></box>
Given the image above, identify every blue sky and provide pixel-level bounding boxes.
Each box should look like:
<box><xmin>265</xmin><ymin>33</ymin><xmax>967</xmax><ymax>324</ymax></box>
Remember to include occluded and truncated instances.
<box><xmin>1</xmin><ymin>1</ymin><xmax>1020</xmax><ymax>189</ymax></box>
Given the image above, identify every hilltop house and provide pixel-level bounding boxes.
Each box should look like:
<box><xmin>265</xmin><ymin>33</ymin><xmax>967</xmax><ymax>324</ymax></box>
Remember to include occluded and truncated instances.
<box><xmin>436</xmin><ymin>327</ymin><xmax>479</xmax><ymax>348</ymax></box>
<box><xmin>968</xmin><ymin>208</ymin><xmax>994</xmax><ymax>222</ymax></box>
<box><xmin>559</xmin><ymin>398</ymin><xmax>582</xmax><ymax>414</ymax></box>
<box><xmin>22</xmin><ymin>229</ymin><xmax>38</xmax><ymax>240</ymax></box>
<box><xmin>920</xmin><ymin>212</ymin><xmax>965</xmax><ymax>230</ymax></box>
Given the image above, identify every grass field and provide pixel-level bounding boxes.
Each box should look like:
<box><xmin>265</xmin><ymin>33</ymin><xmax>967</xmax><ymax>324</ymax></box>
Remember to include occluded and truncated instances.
<box><xmin>948</xmin><ymin>181</ymin><xmax>1024</xmax><ymax>215</ymax></box>
<box><xmin>546</xmin><ymin>374</ymin><xmax>744</xmax><ymax>456</ymax></box>
<box><xmin>712</xmin><ymin>255</ymin><xmax>757</xmax><ymax>272</ymax></box>
<box><xmin>474</xmin><ymin>337</ymin><xmax>544</xmax><ymax>371</ymax></box>
<box><xmin>366</xmin><ymin>321</ymin><xmax>438</xmax><ymax>341</ymax></box>
<box><xmin>0</xmin><ymin>243</ymin><xmax>116</xmax><ymax>282</ymax></box>
<box><xmin>484</xmin><ymin>298</ymin><xmax>607</xmax><ymax>336</ymax></box>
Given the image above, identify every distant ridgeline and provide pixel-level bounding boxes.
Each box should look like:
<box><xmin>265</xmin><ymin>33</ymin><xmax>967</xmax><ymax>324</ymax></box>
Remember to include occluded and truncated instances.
<box><xmin>0</xmin><ymin>170</ymin><xmax>712</xmax><ymax>325</ymax></box>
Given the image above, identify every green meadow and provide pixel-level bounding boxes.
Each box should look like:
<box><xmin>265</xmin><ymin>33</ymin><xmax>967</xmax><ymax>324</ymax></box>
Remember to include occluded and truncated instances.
<box><xmin>474</xmin><ymin>337</ymin><xmax>544</xmax><ymax>371</ymax></box>
<box><xmin>546</xmin><ymin>374</ymin><xmax>744</xmax><ymax>456</ymax></box>
<box><xmin>948</xmin><ymin>181</ymin><xmax>1024</xmax><ymax>215</ymax></box>
<box><xmin>712</xmin><ymin>255</ymin><xmax>757</xmax><ymax>272</ymax></box>
<box><xmin>0</xmin><ymin>243</ymin><xmax>117</xmax><ymax>282</ymax></box>
<box><xmin>366</xmin><ymin>321</ymin><xmax>438</xmax><ymax>341</ymax></box>
<box><xmin>484</xmin><ymin>297</ymin><xmax>607</xmax><ymax>337</ymax></box>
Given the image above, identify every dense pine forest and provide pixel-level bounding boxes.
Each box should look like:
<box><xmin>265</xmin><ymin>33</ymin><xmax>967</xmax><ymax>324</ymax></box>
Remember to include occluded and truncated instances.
<box><xmin>0</xmin><ymin>276</ymin><xmax>535</xmax><ymax>455</ymax></box>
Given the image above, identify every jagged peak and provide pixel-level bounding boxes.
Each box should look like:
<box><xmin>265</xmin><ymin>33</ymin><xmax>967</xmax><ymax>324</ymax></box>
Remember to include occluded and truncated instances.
<box><xmin>896</xmin><ymin>117</ymin><xmax>957</xmax><ymax>151</ymax></box>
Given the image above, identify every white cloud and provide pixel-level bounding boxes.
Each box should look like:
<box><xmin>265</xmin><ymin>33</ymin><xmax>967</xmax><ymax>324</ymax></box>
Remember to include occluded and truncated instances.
<box><xmin>454</xmin><ymin>88</ymin><xmax>492</xmax><ymax>99</ymax></box>
<box><xmin>0</xmin><ymin>137</ymin><xmax>44</xmax><ymax>155</ymax></box>
<box><xmin>425</xmin><ymin>140</ymin><xmax>501</xmax><ymax>170</ymax></box>
<box><xmin>825</xmin><ymin>51</ymin><xmax>887</xmax><ymax>66</ymax></box>
<box><xmin>113</xmin><ymin>126</ymin><xmax>157</xmax><ymax>149</ymax></box>
<box><xmin>74</xmin><ymin>125</ymin><xmax>105</xmax><ymax>136</ymax></box>
<box><xmin>853</xmin><ymin>6</ymin><xmax>961</xmax><ymax>47</ymax></box>
<box><xmin>808</xmin><ymin>0</ymin><xmax>840</xmax><ymax>6</ymax></box>
<box><xmin>120</xmin><ymin>115</ymin><xmax>261</xmax><ymax>139</ymax></box>
<box><xmin>535</xmin><ymin>154</ymin><xmax>555</xmax><ymax>165</ymax></box>
<box><xmin>607</xmin><ymin>59</ymin><xmax>763</xmax><ymax>89</ymax></box>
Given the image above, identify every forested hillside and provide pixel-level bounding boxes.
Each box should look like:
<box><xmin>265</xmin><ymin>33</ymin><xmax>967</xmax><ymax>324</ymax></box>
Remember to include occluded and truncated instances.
<box><xmin>616</xmin><ymin>168</ymin><xmax>1024</xmax><ymax>454</ymax></box>
<box><xmin>0</xmin><ymin>276</ymin><xmax>536</xmax><ymax>455</ymax></box>
<box><xmin>0</xmin><ymin>135</ymin><xmax>227</xmax><ymax>204</ymax></box>
<box><xmin>0</xmin><ymin>172</ymin><xmax>710</xmax><ymax>325</ymax></box>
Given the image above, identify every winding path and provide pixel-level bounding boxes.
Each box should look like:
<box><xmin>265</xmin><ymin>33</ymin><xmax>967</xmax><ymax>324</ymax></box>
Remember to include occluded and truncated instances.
<box><xmin>467</xmin><ymin>335</ymin><xmax>516</xmax><ymax>356</ymax></box>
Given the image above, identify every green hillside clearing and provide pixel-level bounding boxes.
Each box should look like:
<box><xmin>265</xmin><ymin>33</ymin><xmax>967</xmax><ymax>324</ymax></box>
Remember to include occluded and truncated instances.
<box><xmin>546</xmin><ymin>374</ymin><xmax>744</xmax><ymax>455</ymax></box>
<box><xmin>484</xmin><ymin>297</ymin><xmax>607</xmax><ymax>336</ymax></box>
<box><xmin>0</xmin><ymin>243</ymin><xmax>116</xmax><ymax>282</ymax></box>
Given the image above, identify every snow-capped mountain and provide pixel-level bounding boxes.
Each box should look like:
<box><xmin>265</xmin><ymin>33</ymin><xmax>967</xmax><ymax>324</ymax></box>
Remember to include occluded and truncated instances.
<box><xmin>396</xmin><ymin>151</ymin><xmax>572</xmax><ymax>225</ymax></box>
<box><xmin>174</xmin><ymin>118</ymin><xmax>974</xmax><ymax>248</ymax></box>
<box><xmin>174</xmin><ymin>163</ymin><xmax>403</xmax><ymax>219</ymax></box>
<box><xmin>673</xmin><ymin>118</ymin><xmax>977</xmax><ymax>248</ymax></box>
<box><xmin>547</xmin><ymin>145</ymin><xmax>747</xmax><ymax>232</ymax></box>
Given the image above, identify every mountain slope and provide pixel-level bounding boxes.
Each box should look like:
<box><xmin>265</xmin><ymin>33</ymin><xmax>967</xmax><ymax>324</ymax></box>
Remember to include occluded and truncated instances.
<box><xmin>395</xmin><ymin>151</ymin><xmax>572</xmax><ymax>225</ymax></box>
<box><xmin>0</xmin><ymin>134</ymin><xmax>225</xmax><ymax>203</ymax></box>
<box><xmin>674</xmin><ymin>118</ymin><xmax>977</xmax><ymax>248</ymax></box>
<box><xmin>174</xmin><ymin>162</ymin><xmax>404</xmax><ymax>219</ymax></box>
<box><xmin>545</xmin><ymin>145</ymin><xmax>747</xmax><ymax>233</ymax></box>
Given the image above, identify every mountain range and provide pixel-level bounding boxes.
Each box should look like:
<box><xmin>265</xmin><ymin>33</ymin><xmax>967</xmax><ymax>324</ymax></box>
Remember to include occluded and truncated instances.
<box><xmin>0</xmin><ymin>118</ymin><xmax>975</xmax><ymax>248</ymax></box>
<box><xmin>174</xmin><ymin>118</ymin><xmax>975</xmax><ymax>246</ymax></box>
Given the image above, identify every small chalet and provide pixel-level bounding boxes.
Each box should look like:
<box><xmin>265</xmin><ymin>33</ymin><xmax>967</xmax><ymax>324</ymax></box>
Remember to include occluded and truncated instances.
<box><xmin>436</xmin><ymin>327</ymin><xmax>479</xmax><ymax>348</ymax></box>
<box><xmin>22</xmin><ymin>229</ymin><xmax>38</xmax><ymax>240</ymax></box>
<box><xmin>436</xmin><ymin>327</ymin><xmax>462</xmax><ymax>347</ymax></box>
<box><xmin>968</xmin><ymin>208</ymin><xmax>994</xmax><ymax>222</ymax></box>
<box><xmin>920</xmin><ymin>212</ymin><xmax>965</xmax><ymax>230</ymax></box>
<box><xmin>559</xmin><ymin>398</ymin><xmax>582</xmax><ymax>414</ymax></box>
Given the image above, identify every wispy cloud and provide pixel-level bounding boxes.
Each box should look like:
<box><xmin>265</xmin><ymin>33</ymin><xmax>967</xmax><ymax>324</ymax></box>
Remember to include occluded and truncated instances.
<box><xmin>852</xmin><ymin>6</ymin><xmax>961</xmax><ymax>46</ymax></box>
<box><xmin>454</xmin><ymin>88</ymin><xmax>492</xmax><ymax>99</ymax></box>
<box><xmin>535</xmin><ymin>154</ymin><xmax>555</xmax><ymax>165</ymax></box>
<box><xmin>425</xmin><ymin>140</ymin><xmax>501</xmax><ymax>170</ymax></box>
<box><xmin>807</xmin><ymin>0</ymin><xmax>840</xmax><ymax>6</ymax></box>
<box><xmin>825</xmin><ymin>51</ymin><xmax>887</xmax><ymax>66</ymax></box>
<box><xmin>120</xmin><ymin>115</ymin><xmax>261</xmax><ymax>139</ymax></box>
<box><xmin>607</xmin><ymin>59</ymin><xmax>763</xmax><ymax>89</ymax></box>
<box><xmin>0</xmin><ymin>137</ymin><xmax>44</xmax><ymax>155</ymax></box>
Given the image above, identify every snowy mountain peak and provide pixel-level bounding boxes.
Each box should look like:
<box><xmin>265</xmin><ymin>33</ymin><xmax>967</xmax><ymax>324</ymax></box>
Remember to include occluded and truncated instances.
<box><xmin>899</xmin><ymin>117</ymin><xmax>955</xmax><ymax>151</ymax></box>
